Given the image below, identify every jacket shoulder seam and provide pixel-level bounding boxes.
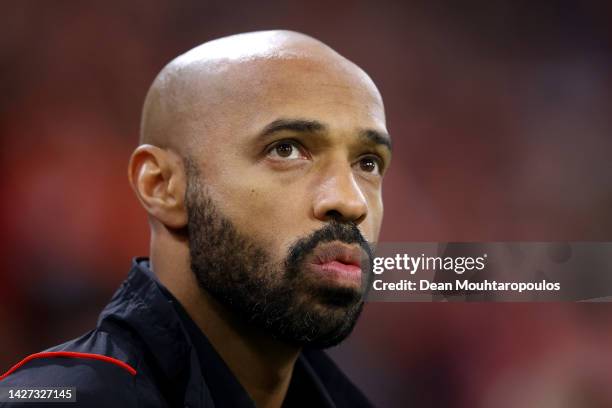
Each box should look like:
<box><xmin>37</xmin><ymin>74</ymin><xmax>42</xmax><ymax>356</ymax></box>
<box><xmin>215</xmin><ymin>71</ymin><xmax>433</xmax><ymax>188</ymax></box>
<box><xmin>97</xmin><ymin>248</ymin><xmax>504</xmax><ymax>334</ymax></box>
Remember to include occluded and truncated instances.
<box><xmin>0</xmin><ymin>351</ymin><xmax>137</xmax><ymax>381</ymax></box>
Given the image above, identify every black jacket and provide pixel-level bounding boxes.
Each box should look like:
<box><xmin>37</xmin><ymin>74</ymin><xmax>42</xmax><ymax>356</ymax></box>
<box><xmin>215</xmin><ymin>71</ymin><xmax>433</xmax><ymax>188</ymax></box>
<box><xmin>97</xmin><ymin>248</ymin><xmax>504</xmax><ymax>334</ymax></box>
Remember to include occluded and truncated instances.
<box><xmin>0</xmin><ymin>258</ymin><xmax>373</xmax><ymax>407</ymax></box>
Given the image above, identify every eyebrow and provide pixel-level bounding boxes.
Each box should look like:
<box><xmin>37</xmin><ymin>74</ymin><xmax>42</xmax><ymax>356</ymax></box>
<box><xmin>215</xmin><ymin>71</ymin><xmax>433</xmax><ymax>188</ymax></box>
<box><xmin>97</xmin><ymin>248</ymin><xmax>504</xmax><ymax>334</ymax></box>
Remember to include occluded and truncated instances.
<box><xmin>360</xmin><ymin>129</ymin><xmax>392</xmax><ymax>152</ymax></box>
<box><xmin>259</xmin><ymin>118</ymin><xmax>326</xmax><ymax>136</ymax></box>
<box><xmin>258</xmin><ymin>118</ymin><xmax>392</xmax><ymax>152</ymax></box>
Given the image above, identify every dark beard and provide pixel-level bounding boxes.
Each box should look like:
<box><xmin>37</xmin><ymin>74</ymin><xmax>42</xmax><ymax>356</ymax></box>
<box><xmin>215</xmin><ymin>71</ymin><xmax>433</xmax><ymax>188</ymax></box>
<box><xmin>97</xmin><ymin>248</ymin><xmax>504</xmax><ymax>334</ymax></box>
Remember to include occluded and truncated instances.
<box><xmin>184</xmin><ymin>162</ymin><xmax>374</xmax><ymax>348</ymax></box>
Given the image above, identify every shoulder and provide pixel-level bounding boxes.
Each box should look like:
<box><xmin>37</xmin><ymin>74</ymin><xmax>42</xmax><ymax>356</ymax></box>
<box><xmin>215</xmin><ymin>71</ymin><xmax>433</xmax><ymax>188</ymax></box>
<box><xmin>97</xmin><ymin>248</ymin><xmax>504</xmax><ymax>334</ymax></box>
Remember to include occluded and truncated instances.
<box><xmin>0</xmin><ymin>352</ymin><xmax>137</xmax><ymax>407</ymax></box>
<box><xmin>0</xmin><ymin>330</ymin><xmax>154</xmax><ymax>407</ymax></box>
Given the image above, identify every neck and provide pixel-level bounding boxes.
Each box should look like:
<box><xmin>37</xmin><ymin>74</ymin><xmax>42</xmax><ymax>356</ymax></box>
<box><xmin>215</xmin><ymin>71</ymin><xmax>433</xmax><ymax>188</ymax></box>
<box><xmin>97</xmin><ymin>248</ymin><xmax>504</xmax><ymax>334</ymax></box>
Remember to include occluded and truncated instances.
<box><xmin>150</xmin><ymin>229</ymin><xmax>300</xmax><ymax>408</ymax></box>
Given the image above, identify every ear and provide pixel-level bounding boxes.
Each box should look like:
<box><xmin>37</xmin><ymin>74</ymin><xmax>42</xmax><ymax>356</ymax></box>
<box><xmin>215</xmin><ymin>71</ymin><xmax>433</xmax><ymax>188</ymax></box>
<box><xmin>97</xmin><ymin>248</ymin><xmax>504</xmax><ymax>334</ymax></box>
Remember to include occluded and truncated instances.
<box><xmin>128</xmin><ymin>145</ymin><xmax>187</xmax><ymax>229</ymax></box>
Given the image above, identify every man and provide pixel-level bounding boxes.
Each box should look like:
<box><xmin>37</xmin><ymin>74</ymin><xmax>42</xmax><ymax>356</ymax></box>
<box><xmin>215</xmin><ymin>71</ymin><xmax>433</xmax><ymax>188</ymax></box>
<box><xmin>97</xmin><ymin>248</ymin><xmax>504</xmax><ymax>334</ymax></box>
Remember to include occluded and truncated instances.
<box><xmin>0</xmin><ymin>30</ymin><xmax>391</xmax><ymax>407</ymax></box>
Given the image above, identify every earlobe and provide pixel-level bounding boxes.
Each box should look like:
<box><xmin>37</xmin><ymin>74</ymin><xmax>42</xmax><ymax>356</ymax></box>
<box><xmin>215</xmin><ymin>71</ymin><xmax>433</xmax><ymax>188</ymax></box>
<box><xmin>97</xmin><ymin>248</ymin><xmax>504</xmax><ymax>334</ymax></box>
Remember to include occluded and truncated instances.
<box><xmin>128</xmin><ymin>145</ymin><xmax>188</xmax><ymax>229</ymax></box>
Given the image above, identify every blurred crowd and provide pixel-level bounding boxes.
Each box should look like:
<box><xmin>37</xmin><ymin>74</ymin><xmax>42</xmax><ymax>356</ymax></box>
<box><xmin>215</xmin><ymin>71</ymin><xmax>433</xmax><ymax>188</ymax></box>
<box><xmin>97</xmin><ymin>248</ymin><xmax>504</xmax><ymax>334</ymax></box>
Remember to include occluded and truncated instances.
<box><xmin>1</xmin><ymin>1</ymin><xmax>611</xmax><ymax>406</ymax></box>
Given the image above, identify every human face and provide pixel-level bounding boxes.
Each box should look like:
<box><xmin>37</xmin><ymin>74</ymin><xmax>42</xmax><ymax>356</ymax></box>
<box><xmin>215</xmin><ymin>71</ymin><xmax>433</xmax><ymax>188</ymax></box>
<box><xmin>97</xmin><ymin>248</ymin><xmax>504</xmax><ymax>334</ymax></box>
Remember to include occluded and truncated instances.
<box><xmin>186</xmin><ymin>163</ymin><xmax>374</xmax><ymax>347</ymax></box>
<box><xmin>184</xmin><ymin>56</ymin><xmax>391</xmax><ymax>346</ymax></box>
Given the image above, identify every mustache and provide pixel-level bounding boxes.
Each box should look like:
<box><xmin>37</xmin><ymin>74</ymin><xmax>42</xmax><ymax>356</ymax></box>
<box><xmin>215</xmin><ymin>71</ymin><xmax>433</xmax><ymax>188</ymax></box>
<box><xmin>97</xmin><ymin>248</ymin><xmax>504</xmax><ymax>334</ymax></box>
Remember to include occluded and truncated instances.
<box><xmin>285</xmin><ymin>221</ymin><xmax>374</xmax><ymax>276</ymax></box>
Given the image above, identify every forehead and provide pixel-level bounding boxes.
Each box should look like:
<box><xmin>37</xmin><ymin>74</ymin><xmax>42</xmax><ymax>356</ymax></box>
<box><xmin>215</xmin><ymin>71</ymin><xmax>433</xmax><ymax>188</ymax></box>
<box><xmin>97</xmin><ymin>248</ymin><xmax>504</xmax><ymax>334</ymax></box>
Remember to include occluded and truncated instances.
<box><xmin>185</xmin><ymin>56</ymin><xmax>386</xmax><ymax>145</ymax></box>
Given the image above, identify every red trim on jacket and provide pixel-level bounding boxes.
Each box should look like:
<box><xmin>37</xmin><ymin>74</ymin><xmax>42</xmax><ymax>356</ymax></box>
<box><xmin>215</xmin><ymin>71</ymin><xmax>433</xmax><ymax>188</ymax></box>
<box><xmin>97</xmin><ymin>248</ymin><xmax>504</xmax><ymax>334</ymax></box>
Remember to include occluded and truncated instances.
<box><xmin>0</xmin><ymin>351</ymin><xmax>137</xmax><ymax>380</ymax></box>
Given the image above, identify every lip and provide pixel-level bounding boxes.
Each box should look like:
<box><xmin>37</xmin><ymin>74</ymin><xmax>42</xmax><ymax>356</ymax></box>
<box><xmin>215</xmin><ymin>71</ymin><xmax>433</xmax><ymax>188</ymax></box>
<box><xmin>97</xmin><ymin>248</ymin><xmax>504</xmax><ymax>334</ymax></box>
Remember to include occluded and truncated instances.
<box><xmin>306</xmin><ymin>242</ymin><xmax>364</xmax><ymax>284</ymax></box>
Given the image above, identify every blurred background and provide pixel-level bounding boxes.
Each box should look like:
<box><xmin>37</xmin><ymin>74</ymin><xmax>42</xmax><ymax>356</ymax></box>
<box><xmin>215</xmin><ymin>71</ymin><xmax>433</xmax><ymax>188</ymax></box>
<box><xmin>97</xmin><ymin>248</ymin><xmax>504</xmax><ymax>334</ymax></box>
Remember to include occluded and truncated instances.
<box><xmin>1</xmin><ymin>1</ymin><xmax>612</xmax><ymax>406</ymax></box>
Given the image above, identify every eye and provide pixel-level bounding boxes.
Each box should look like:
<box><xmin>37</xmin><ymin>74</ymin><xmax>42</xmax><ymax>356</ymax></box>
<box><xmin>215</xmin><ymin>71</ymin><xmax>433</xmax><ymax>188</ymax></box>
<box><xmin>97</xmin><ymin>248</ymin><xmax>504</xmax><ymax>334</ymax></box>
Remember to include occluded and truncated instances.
<box><xmin>358</xmin><ymin>156</ymin><xmax>382</xmax><ymax>174</ymax></box>
<box><xmin>266</xmin><ymin>140</ymin><xmax>306</xmax><ymax>160</ymax></box>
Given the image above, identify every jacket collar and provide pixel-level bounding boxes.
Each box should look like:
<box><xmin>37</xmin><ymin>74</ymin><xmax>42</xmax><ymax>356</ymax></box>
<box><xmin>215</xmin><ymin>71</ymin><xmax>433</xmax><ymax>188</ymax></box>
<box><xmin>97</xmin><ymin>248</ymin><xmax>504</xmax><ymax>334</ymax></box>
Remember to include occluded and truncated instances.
<box><xmin>97</xmin><ymin>257</ymin><xmax>208</xmax><ymax>406</ymax></box>
<box><xmin>96</xmin><ymin>258</ymin><xmax>347</xmax><ymax>408</ymax></box>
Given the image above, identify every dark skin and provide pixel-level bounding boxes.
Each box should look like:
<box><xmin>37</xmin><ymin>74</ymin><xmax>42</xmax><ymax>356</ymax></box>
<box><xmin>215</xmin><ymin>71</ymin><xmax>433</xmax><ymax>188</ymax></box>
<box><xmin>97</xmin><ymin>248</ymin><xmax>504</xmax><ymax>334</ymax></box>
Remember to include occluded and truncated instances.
<box><xmin>128</xmin><ymin>30</ymin><xmax>391</xmax><ymax>408</ymax></box>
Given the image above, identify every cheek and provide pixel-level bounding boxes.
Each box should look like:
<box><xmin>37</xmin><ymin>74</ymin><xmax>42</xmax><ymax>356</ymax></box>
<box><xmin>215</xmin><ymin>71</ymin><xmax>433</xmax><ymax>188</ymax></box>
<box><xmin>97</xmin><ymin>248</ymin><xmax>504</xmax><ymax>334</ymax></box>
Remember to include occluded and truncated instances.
<box><xmin>363</xmin><ymin>192</ymin><xmax>384</xmax><ymax>243</ymax></box>
<box><xmin>205</xmin><ymin>173</ymin><xmax>311</xmax><ymax>259</ymax></box>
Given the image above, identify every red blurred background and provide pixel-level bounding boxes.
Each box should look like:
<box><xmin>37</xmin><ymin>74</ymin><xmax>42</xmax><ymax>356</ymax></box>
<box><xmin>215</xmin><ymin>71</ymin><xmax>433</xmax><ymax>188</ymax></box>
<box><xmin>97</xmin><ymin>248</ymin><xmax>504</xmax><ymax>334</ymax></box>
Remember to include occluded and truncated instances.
<box><xmin>2</xmin><ymin>1</ymin><xmax>612</xmax><ymax>406</ymax></box>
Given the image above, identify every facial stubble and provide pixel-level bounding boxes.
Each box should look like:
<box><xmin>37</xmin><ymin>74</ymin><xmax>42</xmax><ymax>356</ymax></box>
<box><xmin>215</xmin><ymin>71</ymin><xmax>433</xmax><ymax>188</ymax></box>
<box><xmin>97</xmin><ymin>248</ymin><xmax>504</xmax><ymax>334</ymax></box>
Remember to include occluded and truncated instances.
<box><xmin>184</xmin><ymin>161</ymin><xmax>374</xmax><ymax>348</ymax></box>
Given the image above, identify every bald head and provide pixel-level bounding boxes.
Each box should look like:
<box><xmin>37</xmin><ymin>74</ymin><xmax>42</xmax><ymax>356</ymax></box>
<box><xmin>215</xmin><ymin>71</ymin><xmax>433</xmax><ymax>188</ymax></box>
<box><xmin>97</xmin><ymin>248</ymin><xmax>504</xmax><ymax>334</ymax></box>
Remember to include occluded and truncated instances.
<box><xmin>139</xmin><ymin>30</ymin><xmax>384</xmax><ymax>155</ymax></box>
<box><xmin>129</xmin><ymin>31</ymin><xmax>391</xmax><ymax>355</ymax></box>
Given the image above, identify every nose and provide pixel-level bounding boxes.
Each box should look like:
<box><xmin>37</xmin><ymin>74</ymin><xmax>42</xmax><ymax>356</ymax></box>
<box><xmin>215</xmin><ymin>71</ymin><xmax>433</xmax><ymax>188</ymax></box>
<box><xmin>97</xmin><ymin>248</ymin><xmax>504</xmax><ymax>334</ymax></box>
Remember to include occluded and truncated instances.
<box><xmin>312</xmin><ymin>165</ymin><xmax>368</xmax><ymax>225</ymax></box>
